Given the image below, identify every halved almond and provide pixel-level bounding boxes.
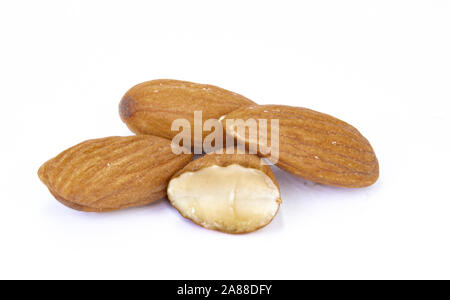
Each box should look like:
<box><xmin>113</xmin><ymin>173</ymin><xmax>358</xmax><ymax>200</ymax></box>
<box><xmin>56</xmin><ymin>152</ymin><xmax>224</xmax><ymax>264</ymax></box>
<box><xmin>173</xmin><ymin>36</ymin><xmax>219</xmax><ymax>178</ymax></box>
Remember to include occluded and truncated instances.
<box><xmin>167</xmin><ymin>153</ymin><xmax>281</xmax><ymax>234</ymax></box>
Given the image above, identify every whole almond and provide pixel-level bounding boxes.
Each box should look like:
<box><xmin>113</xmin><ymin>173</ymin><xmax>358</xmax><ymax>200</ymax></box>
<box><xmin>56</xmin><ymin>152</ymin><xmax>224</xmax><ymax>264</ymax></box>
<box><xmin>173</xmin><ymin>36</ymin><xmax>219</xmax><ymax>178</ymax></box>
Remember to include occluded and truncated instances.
<box><xmin>38</xmin><ymin>135</ymin><xmax>193</xmax><ymax>212</ymax></box>
<box><xmin>222</xmin><ymin>105</ymin><xmax>379</xmax><ymax>188</ymax></box>
<box><xmin>119</xmin><ymin>79</ymin><xmax>255</xmax><ymax>147</ymax></box>
<box><xmin>167</xmin><ymin>152</ymin><xmax>281</xmax><ymax>234</ymax></box>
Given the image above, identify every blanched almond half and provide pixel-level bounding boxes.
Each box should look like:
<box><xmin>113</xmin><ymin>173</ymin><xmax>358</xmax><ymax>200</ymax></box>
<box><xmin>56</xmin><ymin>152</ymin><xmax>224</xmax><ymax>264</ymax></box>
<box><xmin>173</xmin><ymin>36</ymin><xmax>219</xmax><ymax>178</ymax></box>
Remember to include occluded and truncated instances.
<box><xmin>167</xmin><ymin>153</ymin><xmax>281</xmax><ymax>234</ymax></box>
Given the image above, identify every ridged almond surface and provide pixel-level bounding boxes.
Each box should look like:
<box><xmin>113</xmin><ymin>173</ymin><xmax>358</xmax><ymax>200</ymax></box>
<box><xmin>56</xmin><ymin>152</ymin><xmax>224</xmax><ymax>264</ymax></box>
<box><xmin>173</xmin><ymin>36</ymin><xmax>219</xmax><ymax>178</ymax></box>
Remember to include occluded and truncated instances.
<box><xmin>38</xmin><ymin>135</ymin><xmax>193</xmax><ymax>212</ymax></box>
<box><xmin>167</xmin><ymin>153</ymin><xmax>281</xmax><ymax>234</ymax></box>
<box><xmin>222</xmin><ymin>105</ymin><xmax>379</xmax><ymax>188</ymax></box>
<box><xmin>119</xmin><ymin>79</ymin><xmax>255</xmax><ymax>146</ymax></box>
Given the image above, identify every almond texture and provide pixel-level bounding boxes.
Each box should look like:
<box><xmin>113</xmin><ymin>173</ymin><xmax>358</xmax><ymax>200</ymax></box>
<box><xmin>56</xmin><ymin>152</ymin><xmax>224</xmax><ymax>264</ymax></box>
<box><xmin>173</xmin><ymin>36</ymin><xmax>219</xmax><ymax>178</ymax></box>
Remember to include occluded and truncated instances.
<box><xmin>38</xmin><ymin>135</ymin><xmax>193</xmax><ymax>212</ymax></box>
<box><xmin>167</xmin><ymin>153</ymin><xmax>281</xmax><ymax>234</ymax></box>
<box><xmin>222</xmin><ymin>105</ymin><xmax>379</xmax><ymax>188</ymax></box>
<box><xmin>119</xmin><ymin>79</ymin><xmax>255</xmax><ymax>147</ymax></box>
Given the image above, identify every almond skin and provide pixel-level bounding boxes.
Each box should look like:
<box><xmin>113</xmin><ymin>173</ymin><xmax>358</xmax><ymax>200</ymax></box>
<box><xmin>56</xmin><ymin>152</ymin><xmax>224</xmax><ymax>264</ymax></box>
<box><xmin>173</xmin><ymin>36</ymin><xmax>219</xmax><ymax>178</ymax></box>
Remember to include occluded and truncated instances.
<box><xmin>38</xmin><ymin>135</ymin><xmax>193</xmax><ymax>212</ymax></box>
<box><xmin>222</xmin><ymin>105</ymin><xmax>379</xmax><ymax>188</ymax></box>
<box><xmin>119</xmin><ymin>79</ymin><xmax>255</xmax><ymax>146</ymax></box>
<box><xmin>167</xmin><ymin>153</ymin><xmax>281</xmax><ymax>234</ymax></box>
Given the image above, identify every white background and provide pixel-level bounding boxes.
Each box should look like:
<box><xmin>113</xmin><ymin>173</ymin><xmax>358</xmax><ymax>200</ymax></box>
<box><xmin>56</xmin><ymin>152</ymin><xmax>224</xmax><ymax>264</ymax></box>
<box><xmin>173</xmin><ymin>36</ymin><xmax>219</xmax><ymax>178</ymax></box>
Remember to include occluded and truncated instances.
<box><xmin>1</xmin><ymin>0</ymin><xmax>449</xmax><ymax>279</ymax></box>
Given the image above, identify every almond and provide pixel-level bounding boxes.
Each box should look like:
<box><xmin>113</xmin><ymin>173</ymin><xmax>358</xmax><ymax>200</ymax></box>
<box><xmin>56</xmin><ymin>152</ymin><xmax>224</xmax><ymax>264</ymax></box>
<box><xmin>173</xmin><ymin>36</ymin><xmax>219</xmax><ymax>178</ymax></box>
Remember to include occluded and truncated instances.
<box><xmin>222</xmin><ymin>105</ymin><xmax>379</xmax><ymax>188</ymax></box>
<box><xmin>119</xmin><ymin>79</ymin><xmax>255</xmax><ymax>147</ymax></box>
<box><xmin>167</xmin><ymin>152</ymin><xmax>281</xmax><ymax>234</ymax></box>
<box><xmin>38</xmin><ymin>135</ymin><xmax>193</xmax><ymax>212</ymax></box>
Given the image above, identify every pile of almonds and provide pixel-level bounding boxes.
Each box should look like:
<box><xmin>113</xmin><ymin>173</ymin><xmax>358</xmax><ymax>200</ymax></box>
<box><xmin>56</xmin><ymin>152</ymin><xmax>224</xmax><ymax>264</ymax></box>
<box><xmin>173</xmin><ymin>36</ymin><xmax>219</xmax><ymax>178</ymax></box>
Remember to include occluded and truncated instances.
<box><xmin>38</xmin><ymin>79</ymin><xmax>379</xmax><ymax>234</ymax></box>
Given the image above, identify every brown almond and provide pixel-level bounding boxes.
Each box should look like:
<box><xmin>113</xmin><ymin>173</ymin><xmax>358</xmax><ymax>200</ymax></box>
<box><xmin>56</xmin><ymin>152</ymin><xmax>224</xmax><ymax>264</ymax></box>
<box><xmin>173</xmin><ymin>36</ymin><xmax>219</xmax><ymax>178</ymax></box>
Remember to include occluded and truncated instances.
<box><xmin>38</xmin><ymin>135</ymin><xmax>193</xmax><ymax>212</ymax></box>
<box><xmin>167</xmin><ymin>152</ymin><xmax>281</xmax><ymax>234</ymax></box>
<box><xmin>119</xmin><ymin>79</ymin><xmax>255</xmax><ymax>147</ymax></box>
<box><xmin>222</xmin><ymin>105</ymin><xmax>379</xmax><ymax>188</ymax></box>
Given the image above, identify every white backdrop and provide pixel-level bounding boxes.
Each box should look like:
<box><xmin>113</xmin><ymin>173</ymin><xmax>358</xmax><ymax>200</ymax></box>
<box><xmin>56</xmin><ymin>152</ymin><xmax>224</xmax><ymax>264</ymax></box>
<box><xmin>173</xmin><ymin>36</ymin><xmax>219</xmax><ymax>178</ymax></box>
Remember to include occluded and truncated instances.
<box><xmin>1</xmin><ymin>0</ymin><xmax>449</xmax><ymax>279</ymax></box>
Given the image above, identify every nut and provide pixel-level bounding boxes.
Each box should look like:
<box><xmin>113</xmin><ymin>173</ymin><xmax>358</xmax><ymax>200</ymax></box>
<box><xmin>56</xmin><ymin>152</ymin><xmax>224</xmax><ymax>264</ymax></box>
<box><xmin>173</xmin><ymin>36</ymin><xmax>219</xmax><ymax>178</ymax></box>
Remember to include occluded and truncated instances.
<box><xmin>38</xmin><ymin>135</ymin><xmax>193</xmax><ymax>212</ymax></box>
<box><xmin>119</xmin><ymin>79</ymin><xmax>255</xmax><ymax>147</ymax></box>
<box><xmin>222</xmin><ymin>104</ymin><xmax>379</xmax><ymax>187</ymax></box>
<box><xmin>167</xmin><ymin>152</ymin><xmax>281</xmax><ymax>234</ymax></box>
